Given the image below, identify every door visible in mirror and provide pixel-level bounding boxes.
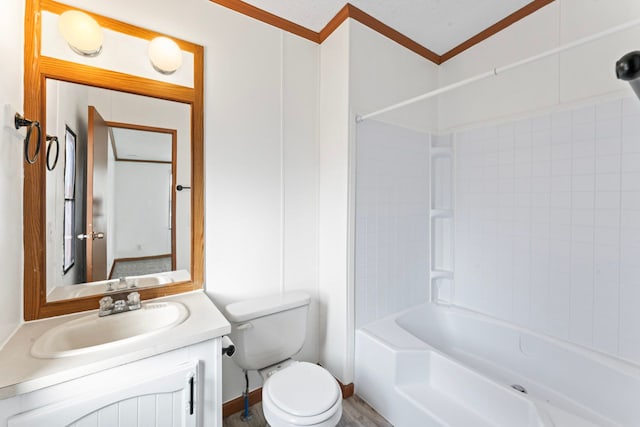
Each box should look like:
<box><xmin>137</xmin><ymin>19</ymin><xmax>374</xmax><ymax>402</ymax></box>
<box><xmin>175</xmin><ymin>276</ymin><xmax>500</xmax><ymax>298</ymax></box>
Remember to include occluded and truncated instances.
<box><xmin>86</xmin><ymin>105</ymin><xmax>109</xmax><ymax>283</ymax></box>
<box><xmin>45</xmin><ymin>79</ymin><xmax>191</xmax><ymax>302</ymax></box>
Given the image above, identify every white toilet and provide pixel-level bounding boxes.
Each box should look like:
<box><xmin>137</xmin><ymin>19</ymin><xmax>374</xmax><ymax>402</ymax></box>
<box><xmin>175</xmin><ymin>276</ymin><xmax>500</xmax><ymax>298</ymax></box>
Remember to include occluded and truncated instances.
<box><xmin>225</xmin><ymin>291</ymin><xmax>342</xmax><ymax>427</ymax></box>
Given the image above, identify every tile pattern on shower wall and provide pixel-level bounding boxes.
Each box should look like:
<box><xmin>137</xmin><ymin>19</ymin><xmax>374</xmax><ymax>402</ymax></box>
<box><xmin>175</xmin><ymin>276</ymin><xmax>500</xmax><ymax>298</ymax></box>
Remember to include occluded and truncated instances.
<box><xmin>455</xmin><ymin>97</ymin><xmax>640</xmax><ymax>363</ymax></box>
<box><xmin>355</xmin><ymin>120</ymin><xmax>430</xmax><ymax>329</ymax></box>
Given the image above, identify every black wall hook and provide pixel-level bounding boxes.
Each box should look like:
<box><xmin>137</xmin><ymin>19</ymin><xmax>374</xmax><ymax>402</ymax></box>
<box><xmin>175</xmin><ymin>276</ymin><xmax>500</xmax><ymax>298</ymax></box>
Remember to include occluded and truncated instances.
<box><xmin>176</xmin><ymin>185</ymin><xmax>191</xmax><ymax>191</ymax></box>
<box><xmin>14</xmin><ymin>113</ymin><xmax>42</xmax><ymax>165</ymax></box>
<box><xmin>15</xmin><ymin>114</ymin><xmax>32</xmax><ymax>128</ymax></box>
<box><xmin>46</xmin><ymin>135</ymin><xmax>59</xmax><ymax>171</ymax></box>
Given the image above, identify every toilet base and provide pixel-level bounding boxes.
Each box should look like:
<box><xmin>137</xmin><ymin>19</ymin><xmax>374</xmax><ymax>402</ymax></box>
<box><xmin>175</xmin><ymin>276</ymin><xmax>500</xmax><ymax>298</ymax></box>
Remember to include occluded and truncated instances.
<box><xmin>260</xmin><ymin>361</ymin><xmax>342</xmax><ymax>427</ymax></box>
<box><xmin>263</xmin><ymin>396</ymin><xmax>342</xmax><ymax>427</ymax></box>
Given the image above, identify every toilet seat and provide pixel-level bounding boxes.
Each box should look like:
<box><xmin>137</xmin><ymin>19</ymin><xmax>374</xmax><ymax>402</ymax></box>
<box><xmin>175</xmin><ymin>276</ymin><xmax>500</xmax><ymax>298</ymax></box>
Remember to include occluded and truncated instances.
<box><xmin>262</xmin><ymin>362</ymin><xmax>342</xmax><ymax>427</ymax></box>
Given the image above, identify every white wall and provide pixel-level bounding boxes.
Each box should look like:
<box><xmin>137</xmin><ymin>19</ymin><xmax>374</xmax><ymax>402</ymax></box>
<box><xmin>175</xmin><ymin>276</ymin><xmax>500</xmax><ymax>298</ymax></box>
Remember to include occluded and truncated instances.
<box><xmin>350</xmin><ymin>20</ymin><xmax>439</xmax><ymax>133</ymax></box>
<box><xmin>45</xmin><ymin>80</ymin><xmax>89</xmax><ymax>292</ymax></box>
<box><xmin>282</xmin><ymin>34</ymin><xmax>321</xmax><ymax>366</ymax></box>
<box><xmin>0</xmin><ymin>0</ymin><xmax>25</xmax><ymax>347</ymax></box>
<box><xmin>113</xmin><ymin>162</ymin><xmax>172</xmax><ymax>259</ymax></box>
<box><xmin>200</xmin><ymin>9</ymin><xmax>320</xmax><ymax>399</ymax></box>
<box><xmin>318</xmin><ymin>21</ymin><xmax>351</xmax><ymax>384</ymax></box>
<box><xmin>355</xmin><ymin>120</ymin><xmax>430</xmax><ymax>329</ymax></box>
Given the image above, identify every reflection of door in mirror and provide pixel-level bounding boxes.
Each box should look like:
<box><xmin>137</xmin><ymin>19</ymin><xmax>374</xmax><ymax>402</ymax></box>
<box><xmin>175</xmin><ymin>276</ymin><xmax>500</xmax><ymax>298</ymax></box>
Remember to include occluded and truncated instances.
<box><xmin>86</xmin><ymin>106</ymin><xmax>109</xmax><ymax>282</ymax></box>
<box><xmin>45</xmin><ymin>79</ymin><xmax>191</xmax><ymax>302</ymax></box>
<box><xmin>106</xmin><ymin>124</ymin><xmax>176</xmax><ymax>280</ymax></box>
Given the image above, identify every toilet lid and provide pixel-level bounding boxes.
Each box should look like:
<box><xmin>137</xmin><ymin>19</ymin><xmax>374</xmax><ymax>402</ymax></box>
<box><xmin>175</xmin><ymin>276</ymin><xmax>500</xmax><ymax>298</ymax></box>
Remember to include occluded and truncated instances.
<box><xmin>265</xmin><ymin>362</ymin><xmax>340</xmax><ymax>417</ymax></box>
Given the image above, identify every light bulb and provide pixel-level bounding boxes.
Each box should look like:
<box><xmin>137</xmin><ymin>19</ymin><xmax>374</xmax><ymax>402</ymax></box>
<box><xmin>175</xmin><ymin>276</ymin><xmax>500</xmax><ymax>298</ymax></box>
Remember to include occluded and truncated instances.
<box><xmin>58</xmin><ymin>10</ymin><xmax>103</xmax><ymax>57</ymax></box>
<box><xmin>148</xmin><ymin>36</ymin><xmax>183</xmax><ymax>75</ymax></box>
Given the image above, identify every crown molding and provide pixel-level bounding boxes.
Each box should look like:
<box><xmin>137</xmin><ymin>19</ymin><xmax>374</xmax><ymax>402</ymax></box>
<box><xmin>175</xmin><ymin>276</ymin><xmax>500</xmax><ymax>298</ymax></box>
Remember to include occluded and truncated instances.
<box><xmin>209</xmin><ymin>0</ymin><xmax>320</xmax><ymax>42</ymax></box>
<box><xmin>318</xmin><ymin>3</ymin><xmax>350</xmax><ymax>43</ymax></box>
<box><xmin>332</xmin><ymin>4</ymin><xmax>441</xmax><ymax>64</ymax></box>
<box><xmin>209</xmin><ymin>0</ymin><xmax>555</xmax><ymax>65</ymax></box>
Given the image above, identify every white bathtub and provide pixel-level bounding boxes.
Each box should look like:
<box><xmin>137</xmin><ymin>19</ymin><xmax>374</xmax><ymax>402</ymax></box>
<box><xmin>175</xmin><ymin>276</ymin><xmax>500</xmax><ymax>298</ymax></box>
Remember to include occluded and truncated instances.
<box><xmin>355</xmin><ymin>303</ymin><xmax>640</xmax><ymax>427</ymax></box>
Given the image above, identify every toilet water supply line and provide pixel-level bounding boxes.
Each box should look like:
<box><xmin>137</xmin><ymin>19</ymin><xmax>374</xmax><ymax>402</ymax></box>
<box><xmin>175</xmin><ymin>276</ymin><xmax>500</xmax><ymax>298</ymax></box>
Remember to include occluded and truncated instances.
<box><xmin>355</xmin><ymin>17</ymin><xmax>640</xmax><ymax>123</ymax></box>
<box><xmin>242</xmin><ymin>370</ymin><xmax>251</xmax><ymax>421</ymax></box>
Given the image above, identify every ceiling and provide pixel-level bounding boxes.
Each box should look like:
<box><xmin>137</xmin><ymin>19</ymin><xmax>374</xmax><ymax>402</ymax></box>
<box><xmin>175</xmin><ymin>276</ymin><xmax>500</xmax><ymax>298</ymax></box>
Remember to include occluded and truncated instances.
<box><xmin>234</xmin><ymin>0</ymin><xmax>539</xmax><ymax>55</ymax></box>
<box><xmin>111</xmin><ymin>127</ymin><xmax>172</xmax><ymax>163</ymax></box>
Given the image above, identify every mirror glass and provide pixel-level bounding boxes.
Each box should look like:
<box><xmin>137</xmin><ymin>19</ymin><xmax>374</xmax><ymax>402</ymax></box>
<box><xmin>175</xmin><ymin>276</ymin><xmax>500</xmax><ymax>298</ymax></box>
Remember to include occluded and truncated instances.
<box><xmin>45</xmin><ymin>79</ymin><xmax>192</xmax><ymax>302</ymax></box>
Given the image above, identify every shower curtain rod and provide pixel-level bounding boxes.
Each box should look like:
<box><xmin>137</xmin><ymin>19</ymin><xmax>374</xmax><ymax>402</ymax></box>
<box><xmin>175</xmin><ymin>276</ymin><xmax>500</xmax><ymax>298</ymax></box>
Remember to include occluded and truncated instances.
<box><xmin>356</xmin><ymin>17</ymin><xmax>640</xmax><ymax>123</ymax></box>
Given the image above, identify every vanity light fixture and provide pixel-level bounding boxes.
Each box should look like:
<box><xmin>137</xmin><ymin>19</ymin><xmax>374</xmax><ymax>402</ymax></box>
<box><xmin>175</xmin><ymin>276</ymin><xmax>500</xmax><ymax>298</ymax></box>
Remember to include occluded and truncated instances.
<box><xmin>148</xmin><ymin>36</ymin><xmax>183</xmax><ymax>74</ymax></box>
<box><xmin>58</xmin><ymin>10</ymin><xmax>103</xmax><ymax>57</ymax></box>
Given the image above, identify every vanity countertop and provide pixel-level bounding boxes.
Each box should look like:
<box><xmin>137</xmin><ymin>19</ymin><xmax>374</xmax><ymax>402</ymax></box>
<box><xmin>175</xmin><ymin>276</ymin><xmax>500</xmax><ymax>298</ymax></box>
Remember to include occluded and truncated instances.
<box><xmin>0</xmin><ymin>290</ymin><xmax>230</xmax><ymax>400</ymax></box>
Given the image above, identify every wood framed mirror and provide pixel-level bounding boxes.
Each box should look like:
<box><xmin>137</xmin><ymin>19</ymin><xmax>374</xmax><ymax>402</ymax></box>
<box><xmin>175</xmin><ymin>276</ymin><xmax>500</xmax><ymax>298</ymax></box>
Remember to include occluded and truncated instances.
<box><xmin>24</xmin><ymin>0</ymin><xmax>204</xmax><ymax>320</ymax></box>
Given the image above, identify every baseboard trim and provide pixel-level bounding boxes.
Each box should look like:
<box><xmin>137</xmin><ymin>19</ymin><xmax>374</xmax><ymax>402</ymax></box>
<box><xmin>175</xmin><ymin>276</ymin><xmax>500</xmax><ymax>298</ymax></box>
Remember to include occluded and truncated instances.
<box><xmin>222</xmin><ymin>387</ymin><xmax>263</xmax><ymax>418</ymax></box>
<box><xmin>222</xmin><ymin>380</ymin><xmax>355</xmax><ymax>418</ymax></box>
<box><xmin>338</xmin><ymin>380</ymin><xmax>355</xmax><ymax>399</ymax></box>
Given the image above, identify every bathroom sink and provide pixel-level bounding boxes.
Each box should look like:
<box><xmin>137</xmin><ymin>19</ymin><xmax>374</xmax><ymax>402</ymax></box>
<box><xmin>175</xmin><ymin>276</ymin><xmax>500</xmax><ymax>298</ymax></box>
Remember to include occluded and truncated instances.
<box><xmin>31</xmin><ymin>301</ymin><xmax>189</xmax><ymax>359</ymax></box>
<box><xmin>129</xmin><ymin>275</ymin><xmax>174</xmax><ymax>287</ymax></box>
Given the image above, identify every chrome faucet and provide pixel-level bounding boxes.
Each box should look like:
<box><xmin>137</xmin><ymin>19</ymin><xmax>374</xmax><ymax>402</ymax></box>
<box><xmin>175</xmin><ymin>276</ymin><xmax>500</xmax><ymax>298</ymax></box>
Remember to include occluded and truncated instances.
<box><xmin>105</xmin><ymin>276</ymin><xmax>135</xmax><ymax>293</ymax></box>
<box><xmin>98</xmin><ymin>291</ymin><xmax>141</xmax><ymax>317</ymax></box>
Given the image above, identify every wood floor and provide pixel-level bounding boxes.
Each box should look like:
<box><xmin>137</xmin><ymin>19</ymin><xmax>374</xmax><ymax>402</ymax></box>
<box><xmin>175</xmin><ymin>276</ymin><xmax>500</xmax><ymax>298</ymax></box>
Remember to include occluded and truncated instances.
<box><xmin>223</xmin><ymin>395</ymin><xmax>392</xmax><ymax>427</ymax></box>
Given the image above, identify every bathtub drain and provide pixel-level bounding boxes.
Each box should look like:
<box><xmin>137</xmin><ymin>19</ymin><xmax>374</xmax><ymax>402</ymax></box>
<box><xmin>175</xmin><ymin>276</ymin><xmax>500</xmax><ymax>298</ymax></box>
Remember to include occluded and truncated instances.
<box><xmin>511</xmin><ymin>384</ymin><xmax>527</xmax><ymax>394</ymax></box>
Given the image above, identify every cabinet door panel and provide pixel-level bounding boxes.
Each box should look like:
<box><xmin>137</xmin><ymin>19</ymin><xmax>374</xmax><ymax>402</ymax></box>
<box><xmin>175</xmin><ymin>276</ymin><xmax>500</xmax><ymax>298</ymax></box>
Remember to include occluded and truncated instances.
<box><xmin>118</xmin><ymin>398</ymin><xmax>139</xmax><ymax>427</ymax></box>
<box><xmin>73</xmin><ymin>412</ymin><xmax>97</xmax><ymax>427</ymax></box>
<box><xmin>9</xmin><ymin>361</ymin><xmax>198</xmax><ymax>427</ymax></box>
<box><xmin>137</xmin><ymin>395</ymin><xmax>158</xmax><ymax>425</ymax></box>
<box><xmin>98</xmin><ymin>404</ymin><xmax>119</xmax><ymax>425</ymax></box>
<box><xmin>156</xmin><ymin>393</ymin><xmax>175</xmax><ymax>427</ymax></box>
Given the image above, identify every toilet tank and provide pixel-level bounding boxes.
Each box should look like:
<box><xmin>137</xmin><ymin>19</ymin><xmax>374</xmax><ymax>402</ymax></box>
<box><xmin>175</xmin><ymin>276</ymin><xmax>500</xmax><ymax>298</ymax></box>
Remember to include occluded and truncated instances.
<box><xmin>224</xmin><ymin>291</ymin><xmax>311</xmax><ymax>371</ymax></box>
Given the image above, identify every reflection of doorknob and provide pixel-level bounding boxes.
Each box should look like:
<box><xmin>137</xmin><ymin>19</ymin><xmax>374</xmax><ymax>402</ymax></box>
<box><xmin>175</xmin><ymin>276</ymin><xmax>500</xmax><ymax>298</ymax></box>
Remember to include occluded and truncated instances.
<box><xmin>77</xmin><ymin>232</ymin><xmax>105</xmax><ymax>240</ymax></box>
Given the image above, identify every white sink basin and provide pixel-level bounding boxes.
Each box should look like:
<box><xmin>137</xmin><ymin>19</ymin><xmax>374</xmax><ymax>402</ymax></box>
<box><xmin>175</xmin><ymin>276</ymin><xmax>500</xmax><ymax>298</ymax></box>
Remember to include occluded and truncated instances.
<box><xmin>31</xmin><ymin>301</ymin><xmax>189</xmax><ymax>359</ymax></box>
<box><xmin>129</xmin><ymin>275</ymin><xmax>174</xmax><ymax>287</ymax></box>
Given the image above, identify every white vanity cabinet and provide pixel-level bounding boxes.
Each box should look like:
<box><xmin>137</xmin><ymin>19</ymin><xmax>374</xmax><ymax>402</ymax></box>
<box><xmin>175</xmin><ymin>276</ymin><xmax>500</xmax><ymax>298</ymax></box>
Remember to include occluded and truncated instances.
<box><xmin>0</xmin><ymin>339</ymin><xmax>222</xmax><ymax>427</ymax></box>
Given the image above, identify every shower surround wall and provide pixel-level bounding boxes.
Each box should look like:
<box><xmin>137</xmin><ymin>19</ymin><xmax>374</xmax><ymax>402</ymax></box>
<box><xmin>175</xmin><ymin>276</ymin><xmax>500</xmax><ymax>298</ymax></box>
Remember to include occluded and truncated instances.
<box><xmin>355</xmin><ymin>120</ymin><xmax>430</xmax><ymax>328</ymax></box>
<box><xmin>454</xmin><ymin>96</ymin><xmax>640</xmax><ymax>363</ymax></box>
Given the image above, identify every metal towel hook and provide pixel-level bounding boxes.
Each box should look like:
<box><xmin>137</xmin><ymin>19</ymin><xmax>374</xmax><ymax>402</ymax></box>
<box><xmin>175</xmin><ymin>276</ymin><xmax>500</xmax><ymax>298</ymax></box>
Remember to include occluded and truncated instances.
<box><xmin>14</xmin><ymin>113</ymin><xmax>42</xmax><ymax>165</ymax></box>
<box><xmin>46</xmin><ymin>135</ymin><xmax>59</xmax><ymax>171</ymax></box>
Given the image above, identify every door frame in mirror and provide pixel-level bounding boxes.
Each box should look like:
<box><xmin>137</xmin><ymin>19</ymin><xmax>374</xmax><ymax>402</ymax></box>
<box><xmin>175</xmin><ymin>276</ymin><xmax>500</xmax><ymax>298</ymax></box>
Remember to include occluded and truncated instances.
<box><xmin>105</xmin><ymin>120</ymin><xmax>179</xmax><ymax>275</ymax></box>
<box><xmin>24</xmin><ymin>0</ymin><xmax>205</xmax><ymax>320</ymax></box>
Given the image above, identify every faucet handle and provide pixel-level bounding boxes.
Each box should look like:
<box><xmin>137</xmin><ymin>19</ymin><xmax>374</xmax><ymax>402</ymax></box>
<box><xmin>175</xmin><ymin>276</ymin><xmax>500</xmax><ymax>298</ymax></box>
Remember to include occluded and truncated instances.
<box><xmin>127</xmin><ymin>291</ymin><xmax>141</xmax><ymax>309</ymax></box>
<box><xmin>99</xmin><ymin>296</ymin><xmax>113</xmax><ymax>314</ymax></box>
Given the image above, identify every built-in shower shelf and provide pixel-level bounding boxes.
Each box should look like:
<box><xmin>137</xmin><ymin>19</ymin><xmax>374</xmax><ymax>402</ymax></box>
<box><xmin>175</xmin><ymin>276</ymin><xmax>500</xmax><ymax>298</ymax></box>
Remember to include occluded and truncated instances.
<box><xmin>431</xmin><ymin>270</ymin><xmax>454</xmax><ymax>279</ymax></box>
<box><xmin>430</xmin><ymin>147</ymin><xmax>453</xmax><ymax>157</ymax></box>
<box><xmin>430</xmin><ymin>133</ymin><xmax>455</xmax><ymax>306</ymax></box>
<box><xmin>431</xmin><ymin>209</ymin><xmax>454</xmax><ymax>218</ymax></box>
